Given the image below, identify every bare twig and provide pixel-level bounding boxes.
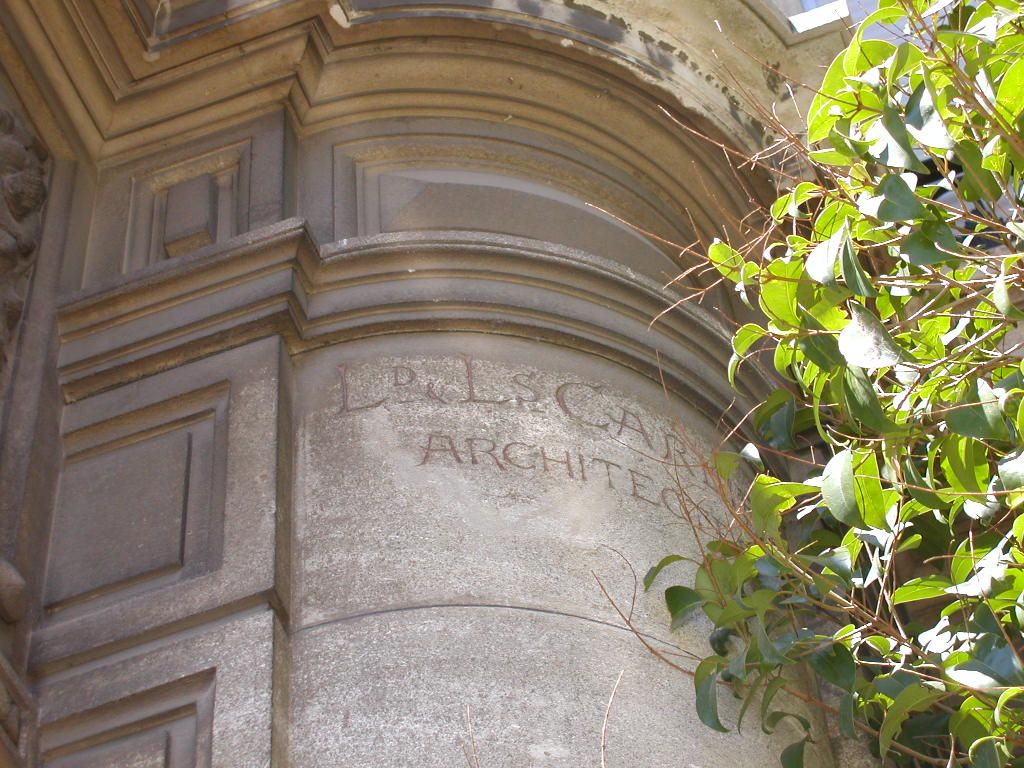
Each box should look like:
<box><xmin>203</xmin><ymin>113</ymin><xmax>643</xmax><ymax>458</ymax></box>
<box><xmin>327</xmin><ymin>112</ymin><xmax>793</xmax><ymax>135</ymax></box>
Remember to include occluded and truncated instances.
<box><xmin>600</xmin><ymin>670</ymin><xmax>625</xmax><ymax>768</ymax></box>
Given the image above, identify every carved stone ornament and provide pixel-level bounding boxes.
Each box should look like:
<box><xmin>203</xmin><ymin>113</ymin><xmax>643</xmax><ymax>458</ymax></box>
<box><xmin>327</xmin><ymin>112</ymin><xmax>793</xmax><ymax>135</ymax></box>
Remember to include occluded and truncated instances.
<box><xmin>0</xmin><ymin>107</ymin><xmax>47</xmax><ymax>414</ymax></box>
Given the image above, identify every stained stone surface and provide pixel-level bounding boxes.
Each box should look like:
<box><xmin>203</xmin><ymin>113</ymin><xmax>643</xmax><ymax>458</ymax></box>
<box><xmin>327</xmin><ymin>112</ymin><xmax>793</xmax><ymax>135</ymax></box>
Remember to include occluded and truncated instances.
<box><xmin>286</xmin><ymin>608</ymin><xmax>810</xmax><ymax>768</ymax></box>
<box><xmin>0</xmin><ymin>0</ymin><xmax>856</xmax><ymax>763</ymax></box>
<box><xmin>285</xmin><ymin>332</ymin><xmax>820</xmax><ymax>765</ymax></box>
<box><xmin>292</xmin><ymin>333</ymin><xmax>714</xmax><ymax>634</ymax></box>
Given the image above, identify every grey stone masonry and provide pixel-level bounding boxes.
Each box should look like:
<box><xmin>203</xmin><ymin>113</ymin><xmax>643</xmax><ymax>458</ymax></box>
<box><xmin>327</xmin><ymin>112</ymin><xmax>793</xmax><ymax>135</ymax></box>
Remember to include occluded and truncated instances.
<box><xmin>0</xmin><ymin>1</ymin><xmax>855</xmax><ymax>765</ymax></box>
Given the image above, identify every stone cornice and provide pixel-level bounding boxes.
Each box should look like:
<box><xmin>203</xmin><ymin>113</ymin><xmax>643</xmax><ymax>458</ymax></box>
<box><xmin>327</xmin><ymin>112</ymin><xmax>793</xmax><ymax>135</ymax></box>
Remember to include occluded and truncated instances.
<box><xmin>2</xmin><ymin>0</ymin><xmax>847</xmax><ymax>166</ymax></box>
<box><xmin>56</xmin><ymin>220</ymin><xmax>775</xmax><ymax>435</ymax></box>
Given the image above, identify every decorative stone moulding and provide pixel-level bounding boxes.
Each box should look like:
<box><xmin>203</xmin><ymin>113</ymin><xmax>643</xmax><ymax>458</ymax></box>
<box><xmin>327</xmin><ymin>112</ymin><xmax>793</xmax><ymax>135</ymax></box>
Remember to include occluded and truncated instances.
<box><xmin>0</xmin><ymin>100</ymin><xmax>44</xmax><ymax>768</ymax></box>
<box><xmin>0</xmin><ymin>107</ymin><xmax>47</xmax><ymax>415</ymax></box>
<box><xmin>56</xmin><ymin>222</ymin><xmax>772</xmax><ymax>420</ymax></box>
<box><xmin>0</xmin><ymin>0</ymin><xmax>848</xmax><ymax>163</ymax></box>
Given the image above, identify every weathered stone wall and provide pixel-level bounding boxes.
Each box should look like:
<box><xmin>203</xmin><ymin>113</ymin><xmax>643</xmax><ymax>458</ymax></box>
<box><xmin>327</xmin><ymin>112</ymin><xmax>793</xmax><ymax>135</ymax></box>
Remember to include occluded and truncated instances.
<box><xmin>0</xmin><ymin>1</ymin><xmax>852</xmax><ymax>765</ymax></box>
<box><xmin>283</xmin><ymin>334</ymin><xmax>799</xmax><ymax>765</ymax></box>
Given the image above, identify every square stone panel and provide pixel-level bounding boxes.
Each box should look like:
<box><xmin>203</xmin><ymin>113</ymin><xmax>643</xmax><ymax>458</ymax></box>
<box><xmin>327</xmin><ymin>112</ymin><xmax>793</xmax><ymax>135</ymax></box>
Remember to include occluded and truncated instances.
<box><xmin>33</xmin><ymin>339</ymin><xmax>279</xmax><ymax>668</ymax></box>
<box><xmin>46</xmin><ymin>424</ymin><xmax>193</xmax><ymax>609</ymax></box>
<box><xmin>40</xmin><ymin>670</ymin><xmax>213</xmax><ymax>768</ymax></box>
<box><xmin>44</xmin><ymin>386</ymin><xmax>227</xmax><ymax>617</ymax></box>
<box><xmin>38</xmin><ymin>609</ymin><xmax>273</xmax><ymax>768</ymax></box>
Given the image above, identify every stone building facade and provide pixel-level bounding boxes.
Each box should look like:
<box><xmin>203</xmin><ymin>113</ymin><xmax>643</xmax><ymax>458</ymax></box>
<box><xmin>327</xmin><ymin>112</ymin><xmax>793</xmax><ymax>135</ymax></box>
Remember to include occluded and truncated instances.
<box><xmin>0</xmin><ymin>1</ymin><xmax>851</xmax><ymax>765</ymax></box>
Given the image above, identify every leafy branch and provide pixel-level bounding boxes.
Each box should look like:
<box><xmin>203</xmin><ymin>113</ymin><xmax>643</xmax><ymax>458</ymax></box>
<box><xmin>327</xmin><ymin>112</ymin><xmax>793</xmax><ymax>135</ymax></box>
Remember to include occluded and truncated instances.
<box><xmin>648</xmin><ymin>1</ymin><xmax>1024</xmax><ymax>765</ymax></box>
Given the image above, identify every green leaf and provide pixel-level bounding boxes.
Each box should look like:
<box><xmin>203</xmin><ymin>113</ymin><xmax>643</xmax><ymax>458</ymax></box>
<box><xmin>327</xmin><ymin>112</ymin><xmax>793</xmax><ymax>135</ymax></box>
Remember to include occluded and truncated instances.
<box><xmin>643</xmin><ymin>555</ymin><xmax>685</xmax><ymax>590</ymax></box>
<box><xmin>839</xmin><ymin>693</ymin><xmax>857</xmax><ymax>739</ymax></box>
<box><xmin>808</xmin><ymin>147</ymin><xmax>851</xmax><ymax>165</ymax></box>
<box><xmin>760</xmin><ymin>259</ymin><xmax>803</xmax><ymax>328</ymax></box>
<box><xmin>839</xmin><ymin>243</ymin><xmax>877</xmax><ymax>298</ymax></box>
<box><xmin>853</xmin><ymin>449</ymin><xmax>887</xmax><ymax>530</ymax></box>
<box><xmin>886</xmin><ymin>40</ymin><xmax>921</xmax><ymax>83</ymax></box>
<box><xmin>993</xmin><ymin>259</ymin><xmax>1024</xmax><ymax>319</ymax></box>
<box><xmin>993</xmin><ymin>273</ymin><xmax>1023</xmax><ymax>318</ymax></box>
<box><xmin>805</xmin><ymin>227</ymin><xmax>846</xmax><ymax>286</ymax></box>
<box><xmin>879</xmin><ymin>682</ymin><xmax>945</xmax><ymax>757</ymax></box>
<box><xmin>758</xmin><ymin>676</ymin><xmax>788</xmax><ymax>734</ymax></box>
<box><xmin>752</xmin><ymin>615</ymin><xmax>787</xmax><ymax>665</ymax></box>
<box><xmin>956</xmin><ymin>139</ymin><xmax>1003</xmax><ymax>201</ymax></box>
<box><xmin>755</xmin><ymin>389</ymin><xmax>797</xmax><ymax>450</ymax></box>
<box><xmin>843</xmin><ymin>37</ymin><xmax>895</xmax><ymax>77</ymax></box>
<box><xmin>998</xmin><ymin>452</ymin><xmax>1024</xmax><ymax>493</ymax></box>
<box><xmin>969</xmin><ymin>738</ymin><xmax>1007</xmax><ymax>768</ymax></box>
<box><xmin>713</xmin><ymin>450</ymin><xmax>741</xmax><ymax>482</ymax></box>
<box><xmin>867</xmin><ymin>104</ymin><xmax>927</xmax><ymax>171</ymax></box>
<box><xmin>665</xmin><ymin>585</ymin><xmax>703</xmax><ymax>630</ymax></box>
<box><xmin>734</xmin><ymin>323</ymin><xmax>767</xmax><ymax>356</ymax></box>
<box><xmin>809</xmin><ymin>642</ymin><xmax>856</xmax><ymax>691</ymax></box>
<box><xmin>694</xmin><ymin>658</ymin><xmax>729</xmax><ymax>733</ymax></box>
<box><xmin>996</xmin><ymin>57</ymin><xmax>1024</xmax><ymax>123</ymax></box>
<box><xmin>823</xmin><ymin>449</ymin><xmax>865</xmax><ymax>528</ymax></box>
<box><xmin>780</xmin><ymin>737</ymin><xmax>807</xmax><ymax>768</ymax></box>
<box><xmin>903</xmin><ymin>457</ymin><xmax>945</xmax><ymax>508</ymax></box>
<box><xmin>893</xmin><ymin>575</ymin><xmax>953</xmax><ymax>604</ymax></box>
<box><xmin>906</xmin><ymin>80</ymin><xmax>953</xmax><ymax>149</ymax></box>
<box><xmin>842</xmin><ymin>365</ymin><xmax>895</xmax><ymax>433</ymax></box>
<box><xmin>807</xmin><ymin>52</ymin><xmax>848</xmax><ymax>143</ymax></box>
<box><xmin>865</xmin><ymin>174</ymin><xmax>925</xmax><ymax>221</ymax></box>
<box><xmin>727</xmin><ymin>353</ymin><xmax>743</xmax><ymax>387</ymax></box>
<box><xmin>838</xmin><ymin>305</ymin><xmax>902</xmax><ymax>368</ymax></box>
<box><xmin>947</xmin><ymin>380</ymin><xmax>1010</xmax><ymax>441</ymax></box>
<box><xmin>901</xmin><ymin>220</ymin><xmax>961</xmax><ymax>266</ymax></box>
<box><xmin>994</xmin><ymin>686</ymin><xmax>1024</xmax><ymax>726</ymax></box>
<box><xmin>750</xmin><ymin>475</ymin><xmax>794</xmax><ymax>541</ymax></box>
<box><xmin>942</xmin><ymin>435</ymin><xmax>986</xmax><ymax>494</ymax></box>
<box><xmin>799</xmin><ymin>331</ymin><xmax>843</xmax><ymax>371</ymax></box>
<box><xmin>709</xmin><ymin>239</ymin><xmax>744</xmax><ymax>282</ymax></box>
<box><xmin>764</xmin><ymin>709</ymin><xmax>810</xmax><ymax>734</ymax></box>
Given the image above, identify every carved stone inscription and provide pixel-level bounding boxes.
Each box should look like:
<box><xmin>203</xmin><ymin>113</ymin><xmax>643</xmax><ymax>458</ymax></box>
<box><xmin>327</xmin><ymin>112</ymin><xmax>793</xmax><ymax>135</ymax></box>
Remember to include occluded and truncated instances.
<box><xmin>337</xmin><ymin>355</ymin><xmax>699</xmax><ymax>516</ymax></box>
<box><xmin>294</xmin><ymin>339</ymin><xmax>715</xmax><ymax>631</ymax></box>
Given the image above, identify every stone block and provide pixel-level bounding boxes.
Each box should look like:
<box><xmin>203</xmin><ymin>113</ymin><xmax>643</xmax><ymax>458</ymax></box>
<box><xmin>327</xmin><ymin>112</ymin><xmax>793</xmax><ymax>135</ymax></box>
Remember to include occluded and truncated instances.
<box><xmin>283</xmin><ymin>607</ymin><xmax>810</xmax><ymax>767</ymax></box>
<box><xmin>33</xmin><ymin>339</ymin><xmax>280</xmax><ymax>668</ymax></box>
<box><xmin>291</xmin><ymin>333</ymin><xmax>717</xmax><ymax>638</ymax></box>
<box><xmin>38</xmin><ymin>608</ymin><xmax>274</xmax><ymax>768</ymax></box>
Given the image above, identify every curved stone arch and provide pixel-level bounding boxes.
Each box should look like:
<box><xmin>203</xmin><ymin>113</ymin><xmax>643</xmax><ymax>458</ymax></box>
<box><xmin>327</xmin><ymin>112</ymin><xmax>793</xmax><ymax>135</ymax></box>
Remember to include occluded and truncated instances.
<box><xmin>330</xmin><ymin>0</ymin><xmax>836</xmax><ymax>143</ymax></box>
<box><xmin>292</xmin><ymin>27</ymin><xmax>770</xmax><ymax>239</ymax></box>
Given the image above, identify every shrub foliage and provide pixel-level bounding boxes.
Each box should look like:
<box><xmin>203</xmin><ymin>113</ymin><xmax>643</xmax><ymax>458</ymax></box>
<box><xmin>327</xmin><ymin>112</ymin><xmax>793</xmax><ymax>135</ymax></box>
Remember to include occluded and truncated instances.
<box><xmin>651</xmin><ymin>1</ymin><xmax>1024</xmax><ymax>765</ymax></box>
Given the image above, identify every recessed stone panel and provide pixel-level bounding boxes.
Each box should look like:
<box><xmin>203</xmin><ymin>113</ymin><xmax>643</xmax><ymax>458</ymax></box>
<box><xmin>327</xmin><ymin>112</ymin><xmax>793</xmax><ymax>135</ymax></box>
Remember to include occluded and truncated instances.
<box><xmin>33</xmin><ymin>339</ymin><xmax>280</xmax><ymax>667</ymax></box>
<box><xmin>73</xmin><ymin>113</ymin><xmax>285</xmax><ymax>291</ymax></box>
<box><xmin>324</xmin><ymin>130</ymin><xmax>682</xmax><ymax>283</ymax></box>
<box><xmin>40</xmin><ymin>671</ymin><xmax>212</xmax><ymax>768</ymax></box>
<box><xmin>39</xmin><ymin>609</ymin><xmax>274</xmax><ymax>768</ymax></box>
<box><xmin>124</xmin><ymin>140</ymin><xmax>249</xmax><ymax>270</ymax></box>
<box><xmin>45</xmin><ymin>424</ymin><xmax>194</xmax><ymax>610</ymax></box>
<box><xmin>44</xmin><ymin>388</ymin><xmax>226</xmax><ymax>616</ymax></box>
